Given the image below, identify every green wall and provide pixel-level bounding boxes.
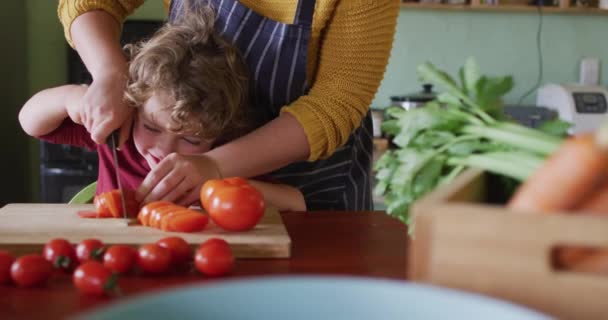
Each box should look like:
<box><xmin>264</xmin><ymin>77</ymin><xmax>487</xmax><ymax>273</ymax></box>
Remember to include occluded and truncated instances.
<box><xmin>373</xmin><ymin>9</ymin><xmax>608</xmax><ymax>108</ymax></box>
<box><xmin>9</xmin><ymin>3</ymin><xmax>608</xmax><ymax>202</ymax></box>
<box><xmin>1</xmin><ymin>2</ymin><xmax>28</xmax><ymax>205</ymax></box>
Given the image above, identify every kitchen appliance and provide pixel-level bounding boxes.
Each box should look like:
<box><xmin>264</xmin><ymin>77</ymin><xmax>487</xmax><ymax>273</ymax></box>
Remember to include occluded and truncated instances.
<box><xmin>390</xmin><ymin>84</ymin><xmax>437</xmax><ymax>110</ymax></box>
<box><xmin>502</xmin><ymin>105</ymin><xmax>557</xmax><ymax>128</ymax></box>
<box><xmin>536</xmin><ymin>83</ymin><xmax>608</xmax><ymax>134</ymax></box>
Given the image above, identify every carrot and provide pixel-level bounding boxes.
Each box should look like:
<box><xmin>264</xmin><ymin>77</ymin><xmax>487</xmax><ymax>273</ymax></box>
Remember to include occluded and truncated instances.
<box><xmin>577</xmin><ymin>182</ymin><xmax>608</xmax><ymax>216</ymax></box>
<box><xmin>508</xmin><ymin>133</ymin><xmax>608</xmax><ymax>213</ymax></box>
<box><xmin>566</xmin><ymin>250</ymin><xmax>608</xmax><ymax>275</ymax></box>
<box><xmin>554</xmin><ymin>182</ymin><xmax>608</xmax><ymax>274</ymax></box>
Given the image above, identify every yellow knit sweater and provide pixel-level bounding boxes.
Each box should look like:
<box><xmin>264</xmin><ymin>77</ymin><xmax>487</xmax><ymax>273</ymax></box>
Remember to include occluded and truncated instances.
<box><xmin>58</xmin><ymin>0</ymin><xmax>399</xmax><ymax>160</ymax></box>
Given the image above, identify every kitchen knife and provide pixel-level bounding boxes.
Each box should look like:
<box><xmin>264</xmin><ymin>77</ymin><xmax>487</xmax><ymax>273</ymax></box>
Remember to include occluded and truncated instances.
<box><xmin>108</xmin><ymin>130</ymin><xmax>128</xmax><ymax>221</ymax></box>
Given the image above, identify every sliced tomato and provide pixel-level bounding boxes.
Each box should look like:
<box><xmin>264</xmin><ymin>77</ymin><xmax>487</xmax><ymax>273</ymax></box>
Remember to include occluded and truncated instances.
<box><xmin>159</xmin><ymin>209</ymin><xmax>192</xmax><ymax>230</ymax></box>
<box><xmin>138</xmin><ymin>201</ymin><xmax>173</xmax><ymax>226</ymax></box>
<box><xmin>149</xmin><ymin>205</ymin><xmax>181</xmax><ymax>229</ymax></box>
<box><xmin>78</xmin><ymin>210</ymin><xmax>113</xmax><ymax>218</ymax></box>
<box><xmin>164</xmin><ymin>212</ymin><xmax>209</xmax><ymax>233</ymax></box>
<box><xmin>97</xmin><ymin>189</ymin><xmax>140</xmax><ymax>218</ymax></box>
<box><xmin>94</xmin><ymin>195</ymin><xmax>112</xmax><ymax>217</ymax></box>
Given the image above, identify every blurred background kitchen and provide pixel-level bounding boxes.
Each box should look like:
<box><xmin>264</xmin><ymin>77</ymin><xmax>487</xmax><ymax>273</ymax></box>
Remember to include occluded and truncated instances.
<box><xmin>2</xmin><ymin>1</ymin><xmax>608</xmax><ymax>207</ymax></box>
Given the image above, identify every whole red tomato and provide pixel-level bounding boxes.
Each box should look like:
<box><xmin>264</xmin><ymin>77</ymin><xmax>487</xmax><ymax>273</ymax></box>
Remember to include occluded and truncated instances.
<box><xmin>43</xmin><ymin>238</ymin><xmax>77</xmax><ymax>271</ymax></box>
<box><xmin>137</xmin><ymin>244</ymin><xmax>171</xmax><ymax>275</ymax></box>
<box><xmin>200</xmin><ymin>178</ymin><xmax>248</xmax><ymax>210</ymax></box>
<box><xmin>10</xmin><ymin>255</ymin><xmax>53</xmax><ymax>287</ymax></box>
<box><xmin>76</xmin><ymin>239</ymin><xmax>105</xmax><ymax>263</ymax></box>
<box><xmin>0</xmin><ymin>250</ymin><xmax>15</xmax><ymax>284</ymax></box>
<box><xmin>103</xmin><ymin>245</ymin><xmax>137</xmax><ymax>274</ymax></box>
<box><xmin>73</xmin><ymin>261</ymin><xmax>117</xmax><ymax>296</ymax></box>
<box><xmin>156</xmin><ymin>237</ymin><xmax>192</xmax><ymax>267</ymax></box>
<box><xmin>204</xmin><ymin>181</ymin><xmax>265</xmax><ymax>231</ymax></box>
<box><xmin>194</xmin><ymin>238</ymin><xmax>234</xmax><ymax>277</ymax></box>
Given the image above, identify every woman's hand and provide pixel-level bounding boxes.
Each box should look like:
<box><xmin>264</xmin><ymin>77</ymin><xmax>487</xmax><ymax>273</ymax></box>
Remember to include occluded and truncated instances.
<box><xmin>81</xmin><ymin>70</ymin><xmax>133</xmax><ymax>145</ymax></box>
<box><xmin>136</xmin><ymin>153</ymin><xmax>222</xmax><ymax>207</ymax></box>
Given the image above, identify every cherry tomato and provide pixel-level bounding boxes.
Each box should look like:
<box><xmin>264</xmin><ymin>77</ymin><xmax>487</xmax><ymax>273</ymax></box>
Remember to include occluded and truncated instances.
<box><xmin>103</xmin><ymin>245</ymin><xmax>137</xmax><ymax>274</ymax></box>
<box><xmin>0</xmin><ymin>250</ymin><xmax>15</xmax><ymax>284</ymax></box>
<box><xmin>10</xmin><ymin>255</ymin><xmax>53</xmax><ymax>287</ymax></box>
<box><xmin>194</xmin><ymin>238</ymin><xmax>234</xmax><ymax>276</ymax></box>
<box><xmin>76</xmin><ymin>239</ymin><xmax>105</xmax><ymax>263</ymax></box>
<box><xmin>73</xmin><ymin>261</ymin><xmax>117</xmax><ymax>296</ymax></box>
<box><xmin>156</xmin><ymin>237</ymin><xmax>192</xmax><ymax>266</ymax></box>
<box><xmin>203</xmin><ymin>180</ymin><xmax>265</xmax><ymax>231</ymax></box>
<box><xmin>200</xmin><ymin>178</ymin><xmax>247</xmax><ymax>210</ymax></box>
<box><xmin>137</xmin><ymin>244</ymin><xmax>171</xmax><ymax>275</ymax></box>
<box><xmin>138</xmin><ymin>201</ymin><xmax>173</xmax><ymax>226</ymax></box>
<box><xmin>43</xmin><ymin>238</ymin><xmax>77</xmax><ymax>271</ymax></box>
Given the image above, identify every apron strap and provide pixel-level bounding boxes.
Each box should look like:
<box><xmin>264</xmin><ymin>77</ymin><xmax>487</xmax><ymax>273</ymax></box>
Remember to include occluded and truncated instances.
<box><xmin>293</xmin><ymin>0</ymin><xmax>316</xmax><ymax>26</ymax></box>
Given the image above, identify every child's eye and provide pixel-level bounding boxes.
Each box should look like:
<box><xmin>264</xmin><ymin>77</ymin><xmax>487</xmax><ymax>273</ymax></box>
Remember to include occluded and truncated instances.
<box><xmin>182</xmin><ymin>137</ymin><xmax>201</xmax><ymax>146</ymax></box>
<box><xmin>143</xmin><ymin>124</ymin><xmax>161</xmax><ymax>133</ymax></box>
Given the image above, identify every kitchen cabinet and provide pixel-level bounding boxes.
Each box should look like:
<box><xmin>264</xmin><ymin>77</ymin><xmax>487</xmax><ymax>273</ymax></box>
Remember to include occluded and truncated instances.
<box><xmin>401</xmin><ymin>0</ymin><xmax>608</xmax><ymax>15</ymax></box>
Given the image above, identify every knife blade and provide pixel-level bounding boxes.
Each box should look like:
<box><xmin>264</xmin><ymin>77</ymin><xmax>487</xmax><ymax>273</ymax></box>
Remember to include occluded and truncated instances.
<box><xmin>108</xmin><ymin>130</ymin><xmax>128</xmax><ymax>221</ymax></box>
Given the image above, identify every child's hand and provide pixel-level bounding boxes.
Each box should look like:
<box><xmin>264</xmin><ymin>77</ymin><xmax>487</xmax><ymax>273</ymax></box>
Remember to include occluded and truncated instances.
<box><xmin>136</xmin><ymin>153</ymin><xmax>222</xmax><ymax>206</ymax></box>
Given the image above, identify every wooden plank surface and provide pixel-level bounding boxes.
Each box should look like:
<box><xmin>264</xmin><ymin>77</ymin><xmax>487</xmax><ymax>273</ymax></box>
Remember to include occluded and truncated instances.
<box><xmin>0</xmin><ymin>204</ymin><xmax>290</xmax><ymax>258</ymax></box>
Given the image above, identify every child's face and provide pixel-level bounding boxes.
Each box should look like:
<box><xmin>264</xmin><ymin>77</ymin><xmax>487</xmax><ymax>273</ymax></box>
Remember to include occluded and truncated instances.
<box><xmin>132</xmin><ymin>92</ymin><xmax>213</xmax><ymax>169</ymax></box>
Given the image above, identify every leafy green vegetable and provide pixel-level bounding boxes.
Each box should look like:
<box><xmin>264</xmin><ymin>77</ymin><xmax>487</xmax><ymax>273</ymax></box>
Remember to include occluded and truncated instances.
<box><xmin>374</xmin><ymin>58</ymin><xmax>569</xmax><ymax>231</ymax></box>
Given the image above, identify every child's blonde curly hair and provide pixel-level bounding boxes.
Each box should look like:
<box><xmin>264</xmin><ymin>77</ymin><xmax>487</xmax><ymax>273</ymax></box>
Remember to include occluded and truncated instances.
<box><xmin>124</xmin><ymin>4</ymin><xmax>251</xmax><ymax>143</ymax></box>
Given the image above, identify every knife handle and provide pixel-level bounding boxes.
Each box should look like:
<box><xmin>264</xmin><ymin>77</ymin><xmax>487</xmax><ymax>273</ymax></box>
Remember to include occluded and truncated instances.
<box><xmin>106</xmin><ymin>130</ymin><xmax>121</xmax><ymax>148</ymax></box>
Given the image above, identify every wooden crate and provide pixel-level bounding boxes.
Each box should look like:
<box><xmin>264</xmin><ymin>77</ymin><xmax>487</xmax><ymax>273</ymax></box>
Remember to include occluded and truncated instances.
<box><xmin>409</xmin><ymin>168</ymin><xmax>608</xmax><ymax>320</ymax></box>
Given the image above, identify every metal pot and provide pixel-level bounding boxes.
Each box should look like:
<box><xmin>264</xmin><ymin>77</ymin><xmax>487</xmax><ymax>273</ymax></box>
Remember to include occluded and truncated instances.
<box><xmin>390</xmin><ymin>84</ymin><xmax>436</xmax><ymax>110</ymax></box>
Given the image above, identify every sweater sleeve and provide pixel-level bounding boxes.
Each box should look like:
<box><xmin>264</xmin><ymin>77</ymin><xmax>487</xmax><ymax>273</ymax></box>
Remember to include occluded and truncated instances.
<box><xmin>281</xmin><ymin>0</ymin><xmax>399</xmax><ymax>161</ymax></box>
<box><xmin>57</xmin><ymin>0</ymin><xmax>146</xmax><ymax>47</ymax></box>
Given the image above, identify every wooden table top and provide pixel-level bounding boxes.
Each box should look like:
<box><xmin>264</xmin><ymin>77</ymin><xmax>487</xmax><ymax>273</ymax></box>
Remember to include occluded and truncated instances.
<box><xmin>0</xmin><ymin>211</ymin><xmax>409</xmax><ymax>320</ymax></box>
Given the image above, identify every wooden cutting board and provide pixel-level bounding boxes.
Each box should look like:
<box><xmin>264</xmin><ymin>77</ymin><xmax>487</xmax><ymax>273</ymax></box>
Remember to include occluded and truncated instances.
<box><xmin>0</xmin><ymin>204</ymin><xmax>291</xmax><ymax>258</ymax></box>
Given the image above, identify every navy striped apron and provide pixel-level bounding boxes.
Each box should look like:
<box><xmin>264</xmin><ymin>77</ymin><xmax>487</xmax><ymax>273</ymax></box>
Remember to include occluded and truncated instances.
<box><xmin>169</xmin><ymin>0</ymin><xmax>374</xmax><ymax>211</ymax></box>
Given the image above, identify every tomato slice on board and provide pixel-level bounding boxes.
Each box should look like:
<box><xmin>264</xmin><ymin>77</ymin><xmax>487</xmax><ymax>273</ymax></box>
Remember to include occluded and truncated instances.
<box><xmin>94</xmin><ymin>196</ymin><xmax>112</xmax><ymax>217</ymax></box>
<box><xmin>164</xmin><ymin>212</ymin><xmax>208</xmax><ymax>233</ymax></box>
<box><xmin>95</xmin><ymin>190</ymin><xmax>140</xmax><ymax>218</ymax></box>
<box><xmin>149</xmin><ymin>205</ymin><xmax>182</xmax><ymax>229</ymax></box>
<box><xmin>158</xmin><ymin>210</ymin><xmax>192</xmax><ymax>231</ymax></box>
<box><xmin>77</xmin><ymin>210</ymin><xmax>113</xmax><ymax>218</ymax></box>
<box><xmin>138</xmin><ymin>201</ymin><xmax>173</xmax><ymax>226</ymax></box>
